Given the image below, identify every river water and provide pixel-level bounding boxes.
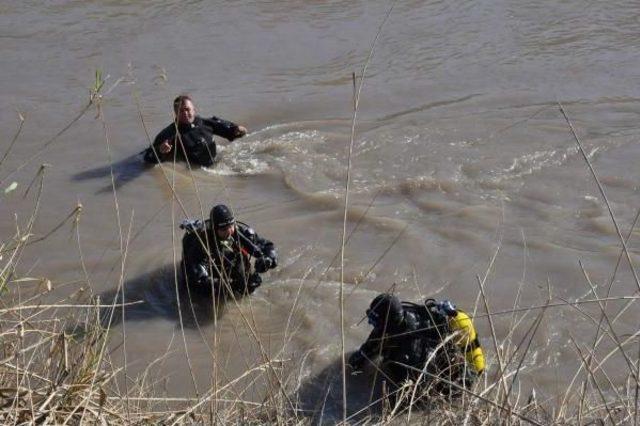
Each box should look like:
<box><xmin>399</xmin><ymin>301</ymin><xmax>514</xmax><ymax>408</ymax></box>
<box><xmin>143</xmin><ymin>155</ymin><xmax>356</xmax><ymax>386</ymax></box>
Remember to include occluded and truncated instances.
<box><xmin>2</xmin><ymin>0</ymin><xmax>640</xmax><ymax>418</ymax></box>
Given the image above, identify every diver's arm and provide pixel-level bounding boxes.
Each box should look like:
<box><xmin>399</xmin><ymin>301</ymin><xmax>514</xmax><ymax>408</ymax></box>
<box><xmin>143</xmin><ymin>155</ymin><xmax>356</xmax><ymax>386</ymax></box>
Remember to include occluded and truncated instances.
<box><xmin>349</xmin><ymin>327</ymin><xmax>383</xmax><ymax>369</ymax></box>
<box><xmin>144</xmin><ymin>124</ymin><xmax>176</xmax><ymax>163</ymax></box>
<box><xmin>206</xmin><ymin>116</ymin><xmax>246</xmax><ymax>141</ymax></box>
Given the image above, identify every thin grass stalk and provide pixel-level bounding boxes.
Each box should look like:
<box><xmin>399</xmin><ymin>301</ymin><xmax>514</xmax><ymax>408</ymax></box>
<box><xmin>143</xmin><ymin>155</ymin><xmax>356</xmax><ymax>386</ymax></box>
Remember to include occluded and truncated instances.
<box><xmin>504</xmin><ymin>301</ymin><xmax>549</xmax><ymax>402</ymax></box>
<box><xmin>96</xmin><ymin>97</ymin><xmax>136</xmax><ymax>421</ymax></box>
<box><xmin>338</xmin><ymin>68</ymin><xmax>357</xmax><ymax>424</ymax></box>
<box><xmin>579</xmin><ymin>345</ymin><xmax>629</xmax><ymax>419</ymax></box>
<box><xmin>283</xmin><ymin>265</ymin><xmax>316</xmax><ymax>347</ymax></box>
<box><xmin>406</xmin><ymin>332</ymin><xmax>460</xmax><ymax>422</ymax></box>
<box><xmin>62</xmin><ymin>305</ymin><xmax>104</xmax><ymax>424</ymax></box>
<box><xmin>168</xmin><ymin>149</ymin><xmax>200</xmax><ymax>400</ymax></box>
<box><xmin>550</xmin><ymin>266</ymin><xmax>638</xmax><ymax>421</ymax></box>
<box><xmin>1</xmin><ymin>72</ymin><xmax>111</xmax><ymax>185</ymax></box>
<box><xmin>211</xmin><ymin>283</ymin><xmax>298</xmax><ymax>416</ymax></box>
<box><xmin>180</xmin><ymin>255</ymin><xmax>299</xmax><ymax>419</ymax></box>
<box><xmin>500</xmin><ymin>306</ymin><xmax>533</xmax><ymax>365</ymax></box>
<box><xmin>169</xmin><ymin>361</ymin><xmax>276</xmax><ymax>425</ymax></box>
<box><xmin>137</xmin><ymin>338</ymin><xmax>177</xmax><ymax>406</ymax></box>
<box><xmin>558</xmin><ymin>103</ymin><xmax>640</xmax><ymax>294</ymax></box>
<box><xmin>0</xmin><ymin>301</ymin><xmax>143</xmax><ymax>315</ymax></box>
<box><xmin>578</xmin><ymin>270</ymin><xmax>621</xmax><ymax>424</ymax></box>
<box><xmin>7</xmin><ymin>167</ymin><xmax>46</xmax><ymax>424</ymax></box>
<box><xmin>557</xmin><ymin>295</ymin><xmax>624</xmax><ymax>354</ymax></box>
<box><xmin>83</xmin><ymin>276</ymin><xmax>136</xmax><ymax>420</ymax></box>
<box><xmin>558</xmin><ymin>297</ymin><xmax>624</xmax><ymax>421</ymax></box>
<box><xmin>577</xmin><ymin>208</ymin><xmax>640</xmax><ymax>421</ymax></box>
<box><xmin>578</xmin><ymin>343</ymin><xmax>595</xmax><ymax>423</ymax></box>
<box><xmin>181</xmin><ymin>274</ymin><xmax>217</xmax><ymax>360</ymax></box>
<box><xmin>210</xmin><ymin>308</ymin><xmax>260</xmax><ymax>408</ymax></box>
<box><xmin>312</xmin><ymin>189</ymin><xmax>380</xmax><ymax>293</ymax></box>
<box><xmin>586</xmin><ymin>329</ymin><xmax>640</xmax><ymax>390</ymax></box>
<box><xmin>400</xmin><ymin>363</ymin><xmax>544</xmax><ymax>426</ymax></box>
<box><xmin>476</xmin><ymin>274</ymin><xmax>511</xmax><ymax>413</ymax></box>
<box><xmin>339</xmin><ymin>7</ymin><xmax>397</xmax><ymax>422</ymax></box>
<box><xmin>353</xmin><ymin>224</ymin><xmax>407</xmax><ymax>292</ymax></box>
<box><xmin>1</xmin><ymin>333</ymin><xmax>57</xmax><ymax>366</ymax></box>
<box><xmin>341</xmin><ymin>358</ymin><xmax>405</xmax><ymax>421</ymax></box>
<box><xmin>118</xmin><ymin>213</ymin><xmax>135</xmax><ymax>411</ymax></box>
<box><xmin>501</xmin><ymin>229</ymin><xmax>529</xmax><ymax>355</ymax></box>
<box><xmin>13</xmin><ymin>165</ymin><xmax>47</xmax><ymax>274</ymax></box>
<box><xmin>73</xmin><ymin>204</ymin><xmax>95</xmax><ymax>300</ymax></box>
<box><xmin>0</xmin><ymin>206</ymin><xmax>83</xmax><ymax>255</ymax></box>
<box><xmin>470</xmin><ymin>220</ymin><xmax>503</xmax><ymax>419</ymax></box>
<box><xmin>87</xmin><ymin>199</ymin><xmax>168</xmax><ymax>282</ymax></box>
<box><xmin>602</xmin><ymin>206</ymin><xmax>640</xmax><ymax>307</ymax></box>
<box><xmin>589</xmin><ymin>295</ymin><xmax>640</xmax><ymax>358</ymax></box>
<box><xmin>469</xmin><ymin>296</ymin><xmax>640</xmax><ymax>321</ymax></box>
<box><xmin>0</xmin><ymin>112</ymin><xmax>24</xmax><ymax>169</ymax></box>
<box><xmin>569</xmin><ymin>336</ymin><xmax>616</xmax><ymax>423</ymax></box>
<box><xmin>557</xmin><ymin>106</ymin><xmax>640</xmax><ymax>416</ymax></box>
<box><xmin>78</xmin><ymin>300</ymin><xmax>109</xmax><ymax>423</ymax></box>
<box><xmin>578</xmin><ymin>260</ymin><xmax>637</xmax><ymax>381</ymax></box>
<box><xmin>11</xmin><ymin>324</ymin><xmax>23</xmax><ymax>425</ymax></box>
<box><xmin>636</xmin><ymin>339</ymin><xmax>639</xmax><ymax>426</ymax></box>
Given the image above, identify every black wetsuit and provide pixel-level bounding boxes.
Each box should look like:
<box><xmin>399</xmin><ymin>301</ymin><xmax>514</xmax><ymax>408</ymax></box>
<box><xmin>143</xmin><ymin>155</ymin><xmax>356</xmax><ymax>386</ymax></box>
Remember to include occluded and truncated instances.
<box><xmin>143</xmin><ymin>116</ymin><xmax>243</xmax><ymax>167</ymax></box>
<box><xmin>180</xmin><ymin>220</ymin><xmax>277</xmax><ymax>298</ymax></box>
<box><xmin>350</xmin><ymin>302</ymin><xmax>458</xmax><ymax>393</ymax></box>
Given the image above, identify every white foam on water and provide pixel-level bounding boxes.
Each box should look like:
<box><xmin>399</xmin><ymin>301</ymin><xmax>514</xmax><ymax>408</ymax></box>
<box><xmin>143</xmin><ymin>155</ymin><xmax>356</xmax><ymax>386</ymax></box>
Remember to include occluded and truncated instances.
<box><xmin>202</xmin><ymin>157</ymin><xmax>269</xmax><ymax>176</ymax></box>
<box><xmin>202</xmin><ymin>130</ymin><xmax>331</xmax><ymax>183</ymax></box>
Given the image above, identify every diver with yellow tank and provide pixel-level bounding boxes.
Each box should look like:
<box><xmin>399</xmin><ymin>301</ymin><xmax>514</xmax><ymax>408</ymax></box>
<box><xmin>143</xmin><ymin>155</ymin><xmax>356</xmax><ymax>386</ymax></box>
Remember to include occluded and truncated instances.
<box><xmin>349</xmin><ymin>293</ymin><xmax>484</xmax><ymax>403</ymax></box>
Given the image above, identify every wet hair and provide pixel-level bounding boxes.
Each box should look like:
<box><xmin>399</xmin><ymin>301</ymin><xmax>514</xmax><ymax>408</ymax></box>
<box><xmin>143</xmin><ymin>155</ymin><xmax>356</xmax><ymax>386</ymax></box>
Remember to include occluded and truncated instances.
<box><xmin>173</xmin><ymin>95</ymin><xmax>194</xmax><ymax>113</ymax></box>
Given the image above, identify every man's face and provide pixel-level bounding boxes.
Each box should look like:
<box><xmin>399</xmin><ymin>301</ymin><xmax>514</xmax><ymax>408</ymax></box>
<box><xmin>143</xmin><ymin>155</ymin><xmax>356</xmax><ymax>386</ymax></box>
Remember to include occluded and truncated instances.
<box><xmin>215</xmin><ymin>224</ymin><xmax>235</xmax><ymax>240</ymax></box>
<box><xmin>175</xmin><ymin>100</ymin><xmax>196</xmax><ymax>124</ymax></box>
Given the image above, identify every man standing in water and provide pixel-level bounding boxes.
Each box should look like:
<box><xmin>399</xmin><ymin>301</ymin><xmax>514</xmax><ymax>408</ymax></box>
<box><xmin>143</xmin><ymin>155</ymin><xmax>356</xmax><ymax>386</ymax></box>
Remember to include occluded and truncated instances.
<box><xmin>143</xmin><ymin>95</ymin><xmax>247</xmax><ymax>167</ymax></box>
<box><xmin>180</xmin><ymin>204</ymin><xmax>278</xmax><ymax>300</ymax></box>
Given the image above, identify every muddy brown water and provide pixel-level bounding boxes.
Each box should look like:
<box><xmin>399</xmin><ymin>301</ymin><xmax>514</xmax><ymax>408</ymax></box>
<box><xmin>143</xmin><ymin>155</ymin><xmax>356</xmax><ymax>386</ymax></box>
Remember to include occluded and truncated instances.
<box><xmin>2</xmin><ymin>0</ymin><xmax>640</xmax><ymax>419</ymax></box>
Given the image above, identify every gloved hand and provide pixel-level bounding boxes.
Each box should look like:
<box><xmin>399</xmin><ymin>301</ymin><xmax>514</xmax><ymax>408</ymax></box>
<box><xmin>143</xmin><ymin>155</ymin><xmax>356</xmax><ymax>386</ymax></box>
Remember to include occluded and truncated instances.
<box><xmin>254</xmin><ymin>256</ymin><xmax>273</xmax><ymax>273</ymax></box>
<box><xmin>235</xmin><ymin>126</ymin><xmax>247</xmax><ymax>138</ymax></box>
<box><xmin>438</xmin><ymin>300</ymin><xmax>457</xmax><ymax>317</ymax></box>
<box><xmin>179</xmin><ymin>219</ymin><xmax>204</xmax><ymax>233</ymax></box>
<box><xmin>247</xmin><ymin>273</ymin><xmax>262</xmax><ymax>294</ymax></box>
<box><xmin>348</xmin><ymin>350</ymin><xmax>366</xmax><ymax>370</ymax></box>
<box><xmin>194</xmin><ymin>263</ymin><xmax>210</xmax><ymax>286</ymax></box>
<box><xmin>264</xmin><ymin>249</ymin><xmax>278</xmax><ymax>268</ymax></box>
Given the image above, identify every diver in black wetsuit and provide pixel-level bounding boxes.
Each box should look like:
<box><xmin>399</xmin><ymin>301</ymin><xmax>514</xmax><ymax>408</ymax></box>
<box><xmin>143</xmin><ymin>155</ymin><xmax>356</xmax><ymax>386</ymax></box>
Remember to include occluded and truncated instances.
<box><xmin>143</xmin><ymin>95</ymin><xmax>247</xmax><ymax>167</ymax></box>
<box><xmin>349</xmin><ymin>293</ymin><xmax>484</xmax><ymax>403</ymax></box>
<box><xmin>180</xmin><ymin>204</ymin><xmax>277</xmax><ymax>299</ymax></box>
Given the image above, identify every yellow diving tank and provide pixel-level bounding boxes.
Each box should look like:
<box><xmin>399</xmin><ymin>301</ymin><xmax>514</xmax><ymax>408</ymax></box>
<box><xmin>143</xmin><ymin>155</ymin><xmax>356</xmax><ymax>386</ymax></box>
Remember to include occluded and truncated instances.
<box><xmin>448</xmin><ymin>310</ymin><xmax>485</xmax><ymax>374</ymax></box>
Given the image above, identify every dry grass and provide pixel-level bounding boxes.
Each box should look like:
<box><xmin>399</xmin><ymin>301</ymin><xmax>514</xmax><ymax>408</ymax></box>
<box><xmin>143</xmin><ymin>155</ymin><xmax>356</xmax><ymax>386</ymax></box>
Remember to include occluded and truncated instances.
<box><xmin>2</xmin><ymin>249</ymin><xmax>638</xmax><ymax>425</ymax></box>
